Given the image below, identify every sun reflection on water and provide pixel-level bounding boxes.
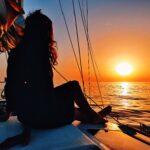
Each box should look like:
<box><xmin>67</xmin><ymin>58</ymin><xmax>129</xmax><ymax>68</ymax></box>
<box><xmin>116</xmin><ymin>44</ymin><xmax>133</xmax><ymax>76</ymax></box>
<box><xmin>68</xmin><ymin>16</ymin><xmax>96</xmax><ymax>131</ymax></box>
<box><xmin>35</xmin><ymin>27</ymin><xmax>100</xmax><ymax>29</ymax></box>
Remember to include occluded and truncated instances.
<box><xmin>120</xmin><ymin>82</ymin><xmax>131</xmax><ymax>108</ymax></box>
<box><xmin>121</xmin><ymin>82</ymin><xmax>129</xmax><ymax>96</ymax></box>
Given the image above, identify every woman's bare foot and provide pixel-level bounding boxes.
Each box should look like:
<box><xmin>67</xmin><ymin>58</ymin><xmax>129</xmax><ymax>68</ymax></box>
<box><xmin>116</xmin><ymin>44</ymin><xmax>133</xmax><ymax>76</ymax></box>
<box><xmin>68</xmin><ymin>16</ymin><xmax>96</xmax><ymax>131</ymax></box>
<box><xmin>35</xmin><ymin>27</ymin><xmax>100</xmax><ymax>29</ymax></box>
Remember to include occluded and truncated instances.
<box><xmin>88</xmin><ymin>105</ymin><xmax>112</xmax><ymax>124</ymax></box>
<box><xmin>98</xmin><ymin>105</ymin><xmax>112</xmax><ymax>117</ymax></box>
<box><xmin>88</xmin><ymin>110</ymin><xmax>108</xmax><ymax>124</ymax></box>
<box><xmin>74</xmin><ymin>107</ymin><xmax>109</xmax><ymax>124</ymax></box>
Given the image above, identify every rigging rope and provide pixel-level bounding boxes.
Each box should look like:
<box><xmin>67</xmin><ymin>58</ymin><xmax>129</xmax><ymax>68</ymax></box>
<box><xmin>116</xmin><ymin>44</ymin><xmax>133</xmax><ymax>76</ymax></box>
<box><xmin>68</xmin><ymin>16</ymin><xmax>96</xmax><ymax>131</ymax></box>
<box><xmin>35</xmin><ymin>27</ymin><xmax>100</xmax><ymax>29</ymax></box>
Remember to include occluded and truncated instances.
<box><xmin>79</xmin><ymin>1</ymin><xmax>111</xmax><ymax>105</ymax></box>
<box><xmin>78</xmin><ymin>0</ymin><xmax>104</xmax><ymax>108</ymax></box>
<box><xmin>72</xmin><ymin>0</ymin><xmax>85</xmax><ymax>93</ymax></box>
<box><xmin>85</xmin><ymin>0</ymin><xmax>91</xmax><ymax>98</ymax></box>
<box><xmin>52</xmin><ymin>66</ymin><xmax>69</xmax><ymax>82</ymax></box>
<box><xmin>81</xmin><ymin>0</ymin><xmax>91</xmax><ymax>98</ymax></box>
<box><xmin>58</xmin><ymin>0</ymin><xmax>104</xmax><ymax>108</ymax></box>
<box><xmin>52</xmin><ymin>65</ymin><xmax>122</xmax><ymax>125</ymax></box>
<box><xmin>58</xmin><ymin>0</ymin><xmax>81</xmax><ymax>74</ymax></box>
<box><xmin>56</xmin><ymin>0</ymin><xmax>144</xmax><ymax>126</ymax></box>
<box><xmin>52</xmin><ymin>64</ymin><xmax>146</xmax><ymax>126</ymax></box>
<box><xmin>58</xmin><ymin>0</ymin><xmax>86</xmax><ymax>92</ymax></box>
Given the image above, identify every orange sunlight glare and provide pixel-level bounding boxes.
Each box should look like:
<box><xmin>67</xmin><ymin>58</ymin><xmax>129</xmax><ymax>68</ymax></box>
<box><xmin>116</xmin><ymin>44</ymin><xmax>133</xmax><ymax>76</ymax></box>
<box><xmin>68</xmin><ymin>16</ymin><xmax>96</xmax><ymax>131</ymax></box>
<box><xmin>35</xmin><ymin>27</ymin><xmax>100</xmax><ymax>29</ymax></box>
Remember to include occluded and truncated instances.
<box><xmin>116</xmin><ymin>62</ymin><xmax>133</xmax><ymax>76</ymax></box>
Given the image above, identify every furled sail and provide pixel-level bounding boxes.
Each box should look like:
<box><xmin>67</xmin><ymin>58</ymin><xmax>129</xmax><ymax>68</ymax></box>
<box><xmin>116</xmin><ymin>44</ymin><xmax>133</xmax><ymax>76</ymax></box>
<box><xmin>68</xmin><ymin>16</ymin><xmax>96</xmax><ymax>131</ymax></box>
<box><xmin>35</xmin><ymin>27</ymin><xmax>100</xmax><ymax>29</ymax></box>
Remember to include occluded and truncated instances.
<box><xmin>0</xmin><ymin>0</ymin><xmax>25</xmax><ymax>52</ymax></box>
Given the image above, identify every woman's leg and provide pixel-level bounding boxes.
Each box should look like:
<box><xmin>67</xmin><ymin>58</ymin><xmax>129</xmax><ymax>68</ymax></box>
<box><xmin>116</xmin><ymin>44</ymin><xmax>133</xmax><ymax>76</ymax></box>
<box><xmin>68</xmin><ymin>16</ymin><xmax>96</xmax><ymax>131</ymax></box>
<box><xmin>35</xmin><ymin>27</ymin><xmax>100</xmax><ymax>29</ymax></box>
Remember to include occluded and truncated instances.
<box><xmin>74</xmin><ymin>105</ymin><xmax>112</xmax><ymax>123</ymax></box>
<box><xmin>55</xmin><ymin>81</ymin><xmax>109</xmax><ymax>123</ymax></box>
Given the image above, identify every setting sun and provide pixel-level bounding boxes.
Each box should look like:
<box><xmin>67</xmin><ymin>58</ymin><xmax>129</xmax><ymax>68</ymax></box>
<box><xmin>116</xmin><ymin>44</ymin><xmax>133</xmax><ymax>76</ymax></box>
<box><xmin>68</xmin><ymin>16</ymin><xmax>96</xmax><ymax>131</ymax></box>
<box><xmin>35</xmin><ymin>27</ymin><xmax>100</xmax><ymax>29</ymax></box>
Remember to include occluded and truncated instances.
<box><xmin>116</xmin><ymin>62</ymin><xmax>133</xmax><ymax>76</ymax></box>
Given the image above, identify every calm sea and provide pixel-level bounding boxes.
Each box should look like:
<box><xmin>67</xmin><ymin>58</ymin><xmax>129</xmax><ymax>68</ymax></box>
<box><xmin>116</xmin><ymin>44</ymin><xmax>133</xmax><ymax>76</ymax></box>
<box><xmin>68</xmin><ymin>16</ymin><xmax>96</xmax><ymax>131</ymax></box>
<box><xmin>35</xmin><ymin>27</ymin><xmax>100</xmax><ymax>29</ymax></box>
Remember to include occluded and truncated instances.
<box><xmin>88</xmin><ymin>82</ymin><xmax>150</xmax><ymax>126</ymax></box>
<box><xmin>0</xmin><ymin>82</ymin><xmax>150</xmax><ymax>126</ymax></box>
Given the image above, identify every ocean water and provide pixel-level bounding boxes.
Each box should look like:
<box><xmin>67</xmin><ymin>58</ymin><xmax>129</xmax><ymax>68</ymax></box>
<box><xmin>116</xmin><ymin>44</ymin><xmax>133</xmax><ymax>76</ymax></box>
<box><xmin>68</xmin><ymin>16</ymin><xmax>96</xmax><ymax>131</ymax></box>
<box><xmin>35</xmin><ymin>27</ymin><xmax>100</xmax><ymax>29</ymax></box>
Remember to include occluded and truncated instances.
<box><xmin>88</xmin><ymin>82</ymin><xmax>150</xmax><ymax>126</ymax></box>
<box><xmin>0</xmin><ymin>82</ymin><xmax>150</xmax><ymax>126</ymax></box>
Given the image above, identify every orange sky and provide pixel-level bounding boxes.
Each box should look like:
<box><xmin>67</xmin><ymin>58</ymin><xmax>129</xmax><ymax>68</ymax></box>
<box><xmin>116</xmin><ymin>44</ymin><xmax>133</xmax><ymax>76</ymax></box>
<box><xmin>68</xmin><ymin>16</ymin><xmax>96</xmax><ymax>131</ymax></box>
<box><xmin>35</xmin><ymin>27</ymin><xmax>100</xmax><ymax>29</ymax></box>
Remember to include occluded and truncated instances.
<box><xmin>91</xmin><ymin>31</ymin><xmax>150</xmax><ymax>82</ymax></box>
<box><xmin>0</xmin><ymin>0</ymin><xmax>150</xmax><ymax>83</ymax></box>
<box><xmin>52</xmin><ymin>0</ymin><xmax>150</xmax><ymax>83</ymax></box>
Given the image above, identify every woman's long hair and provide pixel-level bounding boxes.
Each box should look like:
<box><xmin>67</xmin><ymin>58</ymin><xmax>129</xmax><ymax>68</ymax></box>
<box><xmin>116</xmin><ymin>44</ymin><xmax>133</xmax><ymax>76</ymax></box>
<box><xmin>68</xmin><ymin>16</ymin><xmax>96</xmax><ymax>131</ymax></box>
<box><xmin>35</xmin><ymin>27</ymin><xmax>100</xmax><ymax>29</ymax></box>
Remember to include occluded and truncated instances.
<box><xmin>21</xmin><ymin>10</ymin><xmax>57</xmax><ymax>65</ymax></box>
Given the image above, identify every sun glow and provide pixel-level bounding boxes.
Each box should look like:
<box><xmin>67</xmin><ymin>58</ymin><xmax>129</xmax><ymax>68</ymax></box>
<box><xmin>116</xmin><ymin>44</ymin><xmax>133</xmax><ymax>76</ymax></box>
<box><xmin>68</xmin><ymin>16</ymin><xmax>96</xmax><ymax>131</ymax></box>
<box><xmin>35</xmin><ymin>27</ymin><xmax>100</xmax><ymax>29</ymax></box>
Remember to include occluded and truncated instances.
<box><xmin>116</xmin><ymin>62</ymin><xmax>133</xmax><ymax>76</ymax></box>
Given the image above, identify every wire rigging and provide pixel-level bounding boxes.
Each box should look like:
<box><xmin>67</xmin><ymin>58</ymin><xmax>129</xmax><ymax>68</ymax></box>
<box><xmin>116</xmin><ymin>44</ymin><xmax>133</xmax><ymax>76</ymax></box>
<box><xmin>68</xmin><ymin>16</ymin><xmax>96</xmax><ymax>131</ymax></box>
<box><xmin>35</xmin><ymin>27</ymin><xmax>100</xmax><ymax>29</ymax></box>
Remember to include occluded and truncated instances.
<box><xmin>53</xmin><ymin>66</ymin><xmax>122</xmax><ymax>125</ymax></box>
<box><xmin>78</xmin><ymin>0</ymin><xmax>104</xmax><ymax>108</ymax></box>
<box><xmin>58</xmin><ymin>0</ymin><xmax>81</xmax><ymax>75</ymax></box>
<box><xmin>58</xmin><ymin>0</ymin><xmax>104</xmax><ymax>108</ymax></box>
<box><xmin>85</xmin><ymin>0</ymin><xmax>91</xmax><ymax>98</ymax></box>
<box><xmin>57</xmin><ymin>0</ymin><xmax>114</xmax><ymax>122</ymax></box>
<box><xmin>58</xmin><ymin>0</ymin><xmax>86</xmax><ymax>92</ymax></box>
<box><xmin>72</xmin><ymin>0</ymin><xmax>85</xmax><ymax>93</ymax></box>
<box><xmin>80</xmin><ymin>2</ymin><xmax>111</xmax><ymax>105</ymax></box>
<box><xmin>81</xmin><ymin>0</ymin><xmax>91</xmax><ymax>98</ymax></box>
<box><xmin>52</xmin><ymin>66</ymin><xmax>69</xmax><ymax>82</ymax></box>
<box><xmin>47</xmin><ymin>0</ymin><xmax>146</xmax><ymax>125</ymax></box>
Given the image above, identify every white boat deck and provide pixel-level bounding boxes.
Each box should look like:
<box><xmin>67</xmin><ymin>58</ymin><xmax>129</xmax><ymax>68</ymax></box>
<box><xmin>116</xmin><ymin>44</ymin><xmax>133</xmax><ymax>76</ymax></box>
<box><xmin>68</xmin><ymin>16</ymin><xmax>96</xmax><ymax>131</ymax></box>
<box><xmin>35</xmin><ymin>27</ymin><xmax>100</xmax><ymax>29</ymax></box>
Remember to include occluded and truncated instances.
<box><xmin>0</xmin><ymin>117</ymin><xmax>100</xmax><ymax>150</ymax></box>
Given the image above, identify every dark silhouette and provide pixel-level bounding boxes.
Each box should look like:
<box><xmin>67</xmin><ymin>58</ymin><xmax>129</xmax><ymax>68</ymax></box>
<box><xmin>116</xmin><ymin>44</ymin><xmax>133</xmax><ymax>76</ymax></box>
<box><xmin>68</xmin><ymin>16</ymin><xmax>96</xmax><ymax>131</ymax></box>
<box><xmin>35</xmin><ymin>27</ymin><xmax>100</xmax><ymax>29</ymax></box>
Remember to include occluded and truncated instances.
<box><xmin>0</xmin><ymin>10</ymin><xmax>111</xmax><ymax>148</ymax></box>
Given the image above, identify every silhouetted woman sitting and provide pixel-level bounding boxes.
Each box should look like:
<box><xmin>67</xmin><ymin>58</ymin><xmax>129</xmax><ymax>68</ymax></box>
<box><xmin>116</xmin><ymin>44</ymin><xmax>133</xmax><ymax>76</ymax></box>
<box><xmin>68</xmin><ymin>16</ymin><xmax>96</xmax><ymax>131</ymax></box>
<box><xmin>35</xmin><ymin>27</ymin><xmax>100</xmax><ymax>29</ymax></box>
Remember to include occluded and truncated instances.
<box><xmin>0</xmin><ymin>10</ymin><xmax>111</xmax><ymax>149</ymax></box>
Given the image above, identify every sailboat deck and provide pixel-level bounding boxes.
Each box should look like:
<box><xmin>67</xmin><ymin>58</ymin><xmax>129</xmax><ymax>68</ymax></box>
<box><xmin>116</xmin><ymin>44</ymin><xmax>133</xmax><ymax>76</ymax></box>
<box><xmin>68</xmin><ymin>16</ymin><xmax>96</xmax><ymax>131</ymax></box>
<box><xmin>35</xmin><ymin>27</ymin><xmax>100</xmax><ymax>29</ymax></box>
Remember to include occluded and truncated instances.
<box><xmin>0</xmin><ymin>116</ymin><xmax>100</xmax><ymax>150</ymax></box>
